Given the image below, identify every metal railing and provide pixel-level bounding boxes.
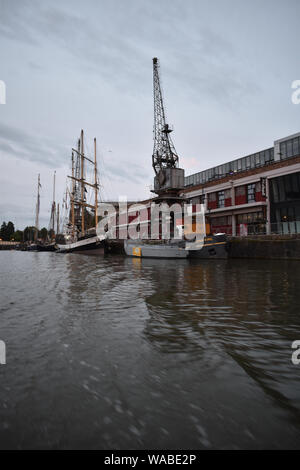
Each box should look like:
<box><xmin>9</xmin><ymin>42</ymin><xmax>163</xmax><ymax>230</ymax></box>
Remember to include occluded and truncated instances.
<box><xmin>270</xmin><ymin>221</ymin><xmax>300</xmax><ymax>235</ymax></box>
<box><xmin>233</xmin><ymin>221</ymin><xmax>300</xmax><ymax>237</ymax></box>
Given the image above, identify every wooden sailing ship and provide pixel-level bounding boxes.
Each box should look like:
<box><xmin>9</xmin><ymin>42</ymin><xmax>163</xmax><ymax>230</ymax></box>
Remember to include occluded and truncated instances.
<box><xmin>56</xmin><ymin>130</ymin><xmax>105</xmax><ymax>254</ymax></box>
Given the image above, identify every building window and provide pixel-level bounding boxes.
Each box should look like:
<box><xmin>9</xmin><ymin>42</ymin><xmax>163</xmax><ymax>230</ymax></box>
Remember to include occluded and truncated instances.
<box><xmin>237</xmin><ymin>212</ymin><xmax>264</xmax><ymax>224</ymax></box>
<box><xmin>218</xmin><ymin>191</ymin><xmax>225</xmax><ymax>208</ymax></box>
<box><xmin>236</xmin><ymin>186</ymin><xmax>246</xmax><ymax>197</ymax></box>
<box><xmin>190</xmin><ymin>196</ymin><xmax>200</xmax><ymax>204</ymax></box>
<box><xmin>293</xmin><ymin>138</ymin><xmax>299</xmax><ymax>156</ymax></box>
<box><xmin>287</xmin><ymin>140</ymin><xmax>293</xmax><ymax>157</ymax></box>
<box><xmin>210</xmin><ymin>215</ymin><xmax>232</xmax><ymax>235</ymax></box>
<box><xmin>264</xmin><ymin>150</ymin><xmax>269</xmax><ymax>163</ymax></box>
<box><xmin>247</xmin><ymin>183</ymin><xmax>256</xmax><ymax>203</ymax></box>
<box><xmin>280</xmin><ymin>141</ymin><xmax>287</xmax><ymax>159</ymax></box>
<box><xmin>225</xmin><ymin>163</ymin><xmax>231</xmax><ymax>175</ymax></box>
<box><xmin>280</xmin><ymin>137</ymin><xmax>300</xmax><ymax>160</ymax></box>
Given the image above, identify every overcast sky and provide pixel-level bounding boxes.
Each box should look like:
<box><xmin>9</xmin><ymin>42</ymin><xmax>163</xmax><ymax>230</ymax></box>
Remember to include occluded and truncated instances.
<box><xmin>0</xmin><ymin>0</ymin><xmax>300</xmax><ymax>229</ymax></box>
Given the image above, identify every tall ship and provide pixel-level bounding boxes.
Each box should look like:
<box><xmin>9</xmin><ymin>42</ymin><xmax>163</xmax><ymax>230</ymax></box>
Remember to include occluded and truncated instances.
<box><xmin>56</xmin><ymin>130</ymin><xmax>105</xmax><ymax>254</ymax></box>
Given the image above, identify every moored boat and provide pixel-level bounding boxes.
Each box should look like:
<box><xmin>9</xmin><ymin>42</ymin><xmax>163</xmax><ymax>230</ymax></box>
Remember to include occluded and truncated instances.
<box><xmin>188</xmin><ymin>234</ymin><xmax>228</xmax><ymax>259</ymax></box>
<box><xmin>36</xmin><ymin>242</ymin><xmax>57</xmax><ymax>252</ymax></box>
<box><xmin>124</xmin><ymin>234</ymin><xmax>228</xmax><ymax>259</ymax></box>
<box><xmin>124</xmin><ymin>239</ymin><xmax>188</xmax><ymax>259</ymax></box>
<box><xmin>56</xmin><ymin>233</ymin><xmax>104</xmax><ymax>254</ymax></box>
<box><xmin>56</xmin><ymin>130</ymin><xmax>104</xmax><ymax>255</ymax></box>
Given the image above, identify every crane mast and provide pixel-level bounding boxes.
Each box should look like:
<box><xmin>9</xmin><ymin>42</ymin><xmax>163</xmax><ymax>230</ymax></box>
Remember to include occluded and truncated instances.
<box><xmin>151</xmin><ymin>58</ymin><xmax>185</xmax><ymax>198</ymax></box>
<box><xmin>152</xmin><ymin>57</ymin><xmax>179</xmax><ymax>175</ymax></box>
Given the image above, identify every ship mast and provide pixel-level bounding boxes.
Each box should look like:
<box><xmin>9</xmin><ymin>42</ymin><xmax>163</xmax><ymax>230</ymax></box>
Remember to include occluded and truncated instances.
<box><xmin>49</xmin><ymin>170</ymin><xmax>56</xmax><ymax>237</ymax></box>
<box><xmin>94</xmin><ymin>137</ymin><xmax>98</xmax><ymax>227</ymax></box>
<box><xmin>71</xmin><ymin>151</ymin><xmax>75</xmax><ymax>238</ymax></box>
<box><xmin>34</xmin><ymin>174</ymin><xmax>41</xmax><ymax>241</ymax></box>
<box><xmin>80</xmin><ymin>129</ymin><xmax>85</xmax><ymax>236</ymax></box>
<box><xmin>56</xmin><ymin>203</ymin><xmax>60</xmax><ymax>234</ymax></box>
<box><xmin>67</xmin><ymin>130</ymin><xmax>99</xmax><ymax>236</ymax></box>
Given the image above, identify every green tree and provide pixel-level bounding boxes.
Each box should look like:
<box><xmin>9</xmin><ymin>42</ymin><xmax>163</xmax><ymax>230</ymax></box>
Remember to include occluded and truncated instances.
<box><xmin>13</xmin><ymin>230</ymin><xmax>23</xmax><ymax>242</ymax></box>
<box><xmin>0</xmin><ymin>222</ymin><xmax>7</xmax><ymax>240</ymax></box>
<box><xmin>7</xmin><ymin>221</ymin><xmax>15</xmax><ymax>240</ymax></box>
<box><xmin>0</xmin><ymin>221</ymin><xmax>15</xmax><ymax>240</ymax></box>
<box><xmin>14</xmin><ymin>230</ymin><xmax>22</xmax><ymax>242</ymax></box>
<box><xmin>24</xmin><ymin>226</ymin><xmax>36</xmax><ymax>242</ymax></box>
<box><xmin>40</xmin><ymin>227</ymin><xmax>48</xmax><ymax>240</ymax></box>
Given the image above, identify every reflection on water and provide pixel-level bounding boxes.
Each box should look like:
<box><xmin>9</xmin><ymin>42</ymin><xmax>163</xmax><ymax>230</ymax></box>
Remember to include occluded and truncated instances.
<box><xmin>0</xmin><ymin>252</ymin><xmax>300</xmax><ymax>449</ymax></box>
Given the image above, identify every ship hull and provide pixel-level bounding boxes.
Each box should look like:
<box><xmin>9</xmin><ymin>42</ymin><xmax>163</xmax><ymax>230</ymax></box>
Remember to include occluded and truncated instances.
<box><xmin>124</xmin><ymin>235</ymin><xmax>228</xmax><ymax>260</ymax></box>
<box><xmin>124</xmin><ymin>240</ymin><xmax>188</xmax><ymax>259</ymax></box>
<box><xmin>189</xmin><ymin>242</ymin><xmax>228</xmax><ymax>259</ymax></box>
<box><xmin>56</xmin><ymin>236</ymin><xmax>104</xmax><ymax>254</ymax></box>
<box><xmin>188</xmin><ymin>235</ymin><xmax>228</xmax><ymax>259</ymax></box>
<box><xmin>36</xmin><ymin>243</ymin><xmax>56</xmax><ymax>252</ymax></box>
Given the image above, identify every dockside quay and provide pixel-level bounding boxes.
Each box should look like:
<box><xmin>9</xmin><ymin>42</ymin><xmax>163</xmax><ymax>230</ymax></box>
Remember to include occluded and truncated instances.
<box><xmin>183</xmin><ymin>131</ymin><xmax>300</xmax><ymax>237</ymax></box>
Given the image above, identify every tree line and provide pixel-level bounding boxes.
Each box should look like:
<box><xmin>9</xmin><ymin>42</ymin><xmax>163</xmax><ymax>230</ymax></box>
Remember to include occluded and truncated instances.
<box><xmin>0</xmin><ymin>221</ymin><xmax>50</xmax><ymax>242</ymax></box>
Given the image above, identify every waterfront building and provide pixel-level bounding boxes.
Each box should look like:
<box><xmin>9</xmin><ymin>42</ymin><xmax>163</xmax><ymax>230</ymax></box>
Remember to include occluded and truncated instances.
<box><xmin>183</xmin><ymin>131</ymin><xmax>300</xmax><ymax>236</ymax></box>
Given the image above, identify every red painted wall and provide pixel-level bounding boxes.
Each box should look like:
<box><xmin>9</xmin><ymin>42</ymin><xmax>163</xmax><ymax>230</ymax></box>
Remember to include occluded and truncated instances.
<box><xmin>255</xmin><ymin>191</ymin><xmax>266</xmax><ymax>202</ymax></box>
<box><xmin>208</xmin><ymin>200</ymin><xmax>217</xmax><ymax>210</ymax></box>
<box><xmin>235</xmin><ymin>186</ymin><xmax>247</xmax><ymax>205</ymax></box>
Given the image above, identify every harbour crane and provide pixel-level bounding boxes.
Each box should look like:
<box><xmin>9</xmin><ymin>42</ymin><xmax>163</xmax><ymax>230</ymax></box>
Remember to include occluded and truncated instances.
<box><xmin>152</xmin><ymin>57</ymin><xmax>179</xmax><ymax>175</ymax></box>
<box><xmin>151</xmin><ymin>57</ymin><xmax>184</xmax><ymax>196</ymax></box>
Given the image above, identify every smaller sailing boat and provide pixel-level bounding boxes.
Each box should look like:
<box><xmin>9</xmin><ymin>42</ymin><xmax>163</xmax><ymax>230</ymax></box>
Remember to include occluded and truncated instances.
<box><xmin>36</xmin><ymin>171</ymin><xmax>57</xmax><ymax>252</ymax></box>
<box><xmin>26</xmin><ymin>174</ymin><xmax>41</xmax><ymax>251</ymax></box>
<box><xmin>56</xmin><ymin>130</ymin><xmax>105</xmax><ymax>254</ymax></box>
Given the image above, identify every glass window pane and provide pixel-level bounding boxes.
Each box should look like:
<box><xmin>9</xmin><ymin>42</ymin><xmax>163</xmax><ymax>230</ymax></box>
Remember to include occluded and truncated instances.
<box><xmin>293</xmin><ymin>138</ymin><xmax>299</xmax><ymax>156</ymax></box>
<box><xmin>278</xmin><ymin>177</ymin><xmax>285</xmax><ymax>201</ymax></box>
<box><xmin>280</xmin><ymin>142</ymin><xmax>286</xmax><ymax>159</ymax></box>
<box><xmin>287</xmin><ymin>140</ymin><xmax>293</xmax><ymax>157</ymax></box>
<box><xmin>247</xmin><ymin>183</ymin><xmax>256</xmax><ymax>202</ymax></box>
<box><xmin>218</xmin><ymin>191</ymin><xmax>225</xmax><ymax>208</ymax></box>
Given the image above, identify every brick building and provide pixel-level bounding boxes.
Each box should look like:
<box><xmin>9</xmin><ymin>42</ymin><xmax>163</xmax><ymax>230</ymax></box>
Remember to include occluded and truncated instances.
<box><xmin>183</xmin><ymin>131</ymin><xmax>300</xmax><ymax>236</ymax></box>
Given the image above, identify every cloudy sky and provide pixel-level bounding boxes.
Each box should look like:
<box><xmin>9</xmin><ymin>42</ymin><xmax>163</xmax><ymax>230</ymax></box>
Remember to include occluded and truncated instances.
<box><xmin>0</xmin><ymin>0</ymin><xmax>299</xmax><ymax>229</ymax></box>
